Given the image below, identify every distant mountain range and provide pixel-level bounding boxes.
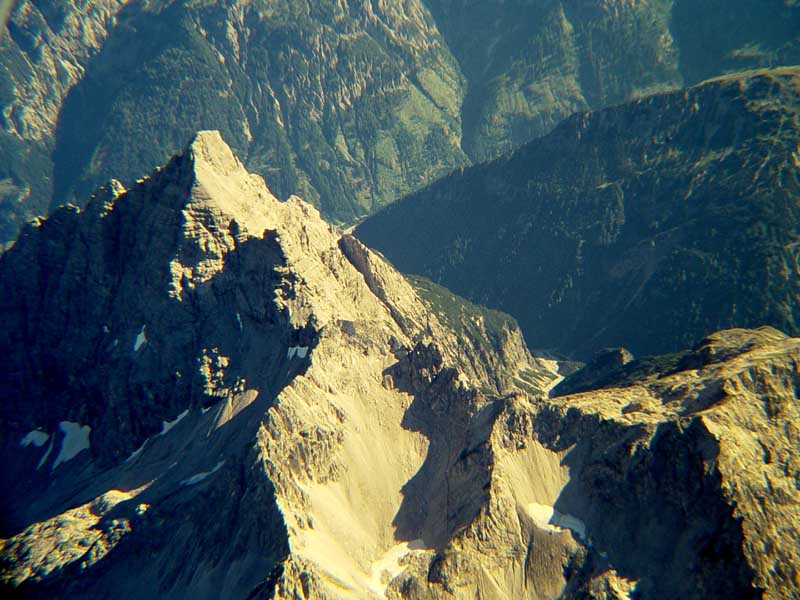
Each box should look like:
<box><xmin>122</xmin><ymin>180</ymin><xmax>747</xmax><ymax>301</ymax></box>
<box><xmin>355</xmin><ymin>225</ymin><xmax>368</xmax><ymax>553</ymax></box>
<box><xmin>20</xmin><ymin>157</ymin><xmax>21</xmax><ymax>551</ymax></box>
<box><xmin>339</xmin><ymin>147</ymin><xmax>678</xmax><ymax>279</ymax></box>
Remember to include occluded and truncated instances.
<box><xmin>2</xmin><ymin>0</ymin><xmax>799</xmax><ymax>246</ymax></box>
<box><xmin>356</xmin><ymin>67</ymin><xmax>800</xmax><ymax>357</ymax></box>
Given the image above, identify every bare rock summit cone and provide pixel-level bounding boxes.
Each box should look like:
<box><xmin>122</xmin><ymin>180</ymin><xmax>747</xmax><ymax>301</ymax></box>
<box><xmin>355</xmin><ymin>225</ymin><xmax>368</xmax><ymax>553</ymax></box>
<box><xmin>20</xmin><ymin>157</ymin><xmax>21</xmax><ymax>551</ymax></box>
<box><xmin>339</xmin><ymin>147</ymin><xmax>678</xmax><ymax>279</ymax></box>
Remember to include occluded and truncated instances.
<box><xmin>0</xmin><ymin>131</ymin><xmax>557</xmax><ymax>598</ymax></box>
<box><xmin>0</xmin><ymin>132</ymin><xmax>797</xmax><ymax>599</ymax></box>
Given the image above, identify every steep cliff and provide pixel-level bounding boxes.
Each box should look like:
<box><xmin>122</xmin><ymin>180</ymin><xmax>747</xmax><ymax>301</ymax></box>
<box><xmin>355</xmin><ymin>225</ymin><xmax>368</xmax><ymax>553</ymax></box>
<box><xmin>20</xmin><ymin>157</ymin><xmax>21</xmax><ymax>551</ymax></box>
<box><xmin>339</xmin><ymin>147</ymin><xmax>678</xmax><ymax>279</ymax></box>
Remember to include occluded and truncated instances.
<box><xmin>535</xmin><ymin>327</ymin><xmax>800</xmax><ymax>600</ymax></box>
<box><xmin>1</xmin><ymin>132</ymin><xmax>797</xmax><ymax>600</ymax></box>
<box><xmin>0</xmin><ymin>131</ymin><xmax>556</xmax><ymax>597</ymax></box>
<box><xmin>356</xmin><ymin>67</ymin><xmax>800</xmax><ymax>358</ymax></box>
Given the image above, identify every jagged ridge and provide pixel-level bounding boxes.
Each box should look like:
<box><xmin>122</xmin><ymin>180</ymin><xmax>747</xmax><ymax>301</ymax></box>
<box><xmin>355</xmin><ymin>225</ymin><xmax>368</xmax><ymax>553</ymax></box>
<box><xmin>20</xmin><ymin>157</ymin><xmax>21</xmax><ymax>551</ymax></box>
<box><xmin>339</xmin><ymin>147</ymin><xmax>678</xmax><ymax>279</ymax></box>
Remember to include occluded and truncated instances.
<box><xmin>0</xmin><ymin>131</ymin><xmax>557</xmax><ymax>598</ymax></box>
<box><xmin>1</xmin><ymin>132</ymin><xmax>797</xmax><ymax>600</ymax></box>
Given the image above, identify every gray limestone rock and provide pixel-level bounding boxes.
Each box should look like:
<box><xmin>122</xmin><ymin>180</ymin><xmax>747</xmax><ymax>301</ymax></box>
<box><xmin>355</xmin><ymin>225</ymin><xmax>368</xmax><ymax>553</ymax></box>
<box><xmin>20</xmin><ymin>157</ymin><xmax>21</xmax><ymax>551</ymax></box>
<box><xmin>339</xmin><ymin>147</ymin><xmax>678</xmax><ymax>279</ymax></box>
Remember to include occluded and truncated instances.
<box><xmin>1</xmin><ymin>132</ymin><xmax>797</xmax><ymax>600</ymax></box>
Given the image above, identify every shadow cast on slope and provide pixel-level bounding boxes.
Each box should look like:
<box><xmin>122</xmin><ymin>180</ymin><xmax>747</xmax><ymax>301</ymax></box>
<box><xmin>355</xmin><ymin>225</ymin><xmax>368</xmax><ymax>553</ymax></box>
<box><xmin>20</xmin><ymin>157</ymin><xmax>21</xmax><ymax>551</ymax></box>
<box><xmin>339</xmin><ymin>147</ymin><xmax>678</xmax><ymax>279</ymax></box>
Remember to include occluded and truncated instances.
<box><xmin>385</xmin><ymin>341</ymin><xmax>505</xmax><ymax>550</ymax></box>
<box><xmin>0</xmin><ymin>166</ymin><xmax>322</xmax><ymax>595</ymax></box>
<box><xmin>539</xmin><ymin>410</ymin><xmax>761</xmax><ymax>600</ymax></box>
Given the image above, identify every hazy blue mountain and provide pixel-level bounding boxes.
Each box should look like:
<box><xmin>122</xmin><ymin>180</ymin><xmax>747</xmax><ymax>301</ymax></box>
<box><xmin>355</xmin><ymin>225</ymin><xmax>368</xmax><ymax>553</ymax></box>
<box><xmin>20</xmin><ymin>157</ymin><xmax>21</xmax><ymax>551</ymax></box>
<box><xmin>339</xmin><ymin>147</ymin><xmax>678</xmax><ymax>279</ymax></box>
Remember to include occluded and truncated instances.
<box><xmin>356</xmin><ymin>67</ymin><xmax>800</xmax><ymax>357</ymax></box>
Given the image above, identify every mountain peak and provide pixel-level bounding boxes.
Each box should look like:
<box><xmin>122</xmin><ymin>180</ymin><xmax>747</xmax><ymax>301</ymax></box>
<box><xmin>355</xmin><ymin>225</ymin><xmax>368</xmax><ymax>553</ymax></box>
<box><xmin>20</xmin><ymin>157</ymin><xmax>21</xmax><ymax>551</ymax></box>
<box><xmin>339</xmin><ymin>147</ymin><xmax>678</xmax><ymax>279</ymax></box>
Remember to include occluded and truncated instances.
<box><xmin>186</xmin><ymin>130</ymin><xmax>242</xmax><ymax>178</ymax></box>
<box><xmin>0</xmin><ymin>133</ymin><xmax>555</xmax><ymax>598</ymax></box>
<box><xmin>2</xmin><ymin>125</ymin><xmax>799</xmax><ymax>598</ymax></box>
<box><xmin>173</xmin><ymin>130</ymin><xmax>285</xmax><ymax>242</ymax></box>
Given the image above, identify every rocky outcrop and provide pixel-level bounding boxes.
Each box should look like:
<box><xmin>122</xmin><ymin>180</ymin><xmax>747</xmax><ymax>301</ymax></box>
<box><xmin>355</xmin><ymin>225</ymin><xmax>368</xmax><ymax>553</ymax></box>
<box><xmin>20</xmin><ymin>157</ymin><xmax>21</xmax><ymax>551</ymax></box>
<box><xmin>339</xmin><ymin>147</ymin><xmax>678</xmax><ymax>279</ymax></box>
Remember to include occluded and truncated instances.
<box><xmin>343</xmin><ymin>325</ymin><xmax>800</xmax><ymax>600</ymax></box>
<box><xmin>356</xmin><ymin>67</ymin><xmax>800</xmax><ymax>358</ymax></box>
<box><xmin>1</xmin><ymin>133</ymin><xmax>797</xmax><ymax>599</ymax></box>
<box><xmin>538</xmin><ymin>327</ymin><xmax>800</xmax><ymax>599</ymax></box>
<box><xmin>0</xmin><ymin>131</ymin><xmax>558</xmax><ymax>597</ymax></box>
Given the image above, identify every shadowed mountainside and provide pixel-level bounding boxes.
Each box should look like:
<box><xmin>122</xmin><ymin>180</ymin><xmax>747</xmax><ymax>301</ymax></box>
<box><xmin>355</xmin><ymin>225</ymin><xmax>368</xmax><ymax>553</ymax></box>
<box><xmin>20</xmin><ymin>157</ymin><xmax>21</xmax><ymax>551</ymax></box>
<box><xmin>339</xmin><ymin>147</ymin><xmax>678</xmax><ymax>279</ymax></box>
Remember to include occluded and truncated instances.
<box><xmin>357</xmin><ymin>67</ymin><xmax>800</xmax><ymax>358</ymax></box>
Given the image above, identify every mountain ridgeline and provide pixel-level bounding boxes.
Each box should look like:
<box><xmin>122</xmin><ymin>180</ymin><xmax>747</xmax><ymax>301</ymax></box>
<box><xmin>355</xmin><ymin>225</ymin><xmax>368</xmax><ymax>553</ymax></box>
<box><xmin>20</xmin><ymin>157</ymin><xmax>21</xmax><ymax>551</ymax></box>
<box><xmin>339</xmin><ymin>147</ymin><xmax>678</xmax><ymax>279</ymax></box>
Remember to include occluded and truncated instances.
<box><xmin>1</xmin><ymin>2</ymin><xmax>800</xmax><ymax>598</ymax></box>
<box><xmin>356</xmin><ymin>67</ymin><xmax>800</xmax><ymax>358</ymax></box>
<box><xmin>1</xmin><ymin>0</ymin><xmax>469</xmax><ymax>245</ymax></box>
<box><xmin>424</xmin><ymin>0</ymin><xmax>800</xmax><ymax>161</ymax></box>
<box><xmin>1</xmin><ymin>133</ymin><xmax>798</xmax><ymax>599</ymax></box>
<box><xmin>0</xmin><ymin>131</ymin><xmax>548</xmax><ymax>597</ymax></box>
<box><xmin>2</xmin><ymin>0</ymin><xmax>799</xmax><ymax>246</ymax></box>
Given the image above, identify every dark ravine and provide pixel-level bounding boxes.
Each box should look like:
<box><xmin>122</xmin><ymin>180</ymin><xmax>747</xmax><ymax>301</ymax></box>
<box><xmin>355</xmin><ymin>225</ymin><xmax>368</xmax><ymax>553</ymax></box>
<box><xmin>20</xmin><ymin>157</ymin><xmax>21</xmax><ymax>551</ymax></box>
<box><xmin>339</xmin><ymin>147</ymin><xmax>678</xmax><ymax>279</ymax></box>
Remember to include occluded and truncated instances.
<box><xmin>356</xmin><ymin>67</ymin><xmax>800</xmax><ymax>358</ymax></box>
<box><xmin>1</xmin><ymin>133</ymin><xmax>798</xmax><ymax>599</ymax></box>
<box><xmin>425</xmin><ymin>0</ymin><xmax>800</xmax><ymax>162</ymax></box>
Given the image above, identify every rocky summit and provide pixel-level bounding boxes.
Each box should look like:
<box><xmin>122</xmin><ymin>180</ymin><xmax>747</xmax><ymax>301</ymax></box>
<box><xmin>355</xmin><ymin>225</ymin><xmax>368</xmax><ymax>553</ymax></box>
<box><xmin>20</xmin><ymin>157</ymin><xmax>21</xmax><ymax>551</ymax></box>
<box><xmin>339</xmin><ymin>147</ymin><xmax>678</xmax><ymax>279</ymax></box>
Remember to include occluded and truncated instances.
<box><xmin>1</xmin><ymin>133</ymin><xmax>798</xmax><ymax>599</ymax></box>
<box><xmin>0</xmin><ymin>131</ymin><xmax>554</xmax><ymax>597</ymax></box>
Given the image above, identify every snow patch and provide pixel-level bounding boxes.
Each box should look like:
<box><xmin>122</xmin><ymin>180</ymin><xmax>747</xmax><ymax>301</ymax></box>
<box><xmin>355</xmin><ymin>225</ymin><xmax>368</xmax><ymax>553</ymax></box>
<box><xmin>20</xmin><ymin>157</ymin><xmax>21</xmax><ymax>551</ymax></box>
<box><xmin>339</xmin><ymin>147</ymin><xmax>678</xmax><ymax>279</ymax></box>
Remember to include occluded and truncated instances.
<box><xmin>526</xmin><ymin>503</ymin><xmax>586</xmax><ymax>540</ymax></box>
<box><xmin>20</xmin><ymin>430</ymin><xmax>49</xmax><ymax>448</ymax></box>
<box><xmin>367</xmin><ymin>539</ymin><xmax>429</xmax><ymax>598</ymax></box>
<box><xmin>181</xmin><ymin>460</ymin><xmax>225</xmax><ymax>486</ymax></box>
<box><xmin>133</xmin><ymin>325</ymin><xmax>147</xmax><ymax>352</ymax></box>
<box><xmin>52</xmin><ymin>422</ymin><xmax>91</xmax><ymax>470</ymax></box>
<box><xmin>159</xmin><ymin>409</ymin><xmax>189</xmax><ymax>436</ymax></box>
<box><xmin>287</xmin><ymin>345</ymin><xmax>309</xmax><ymax>359</ymax></box>
<box><xmin>126</xmin><ymin>440</ymin><xmax>148</xmax><ymax>463</ymax></box>
<box><xmin>37</xmin><ymin>440</ymin><xmax>54</xmax><ymax>469</ymax></box>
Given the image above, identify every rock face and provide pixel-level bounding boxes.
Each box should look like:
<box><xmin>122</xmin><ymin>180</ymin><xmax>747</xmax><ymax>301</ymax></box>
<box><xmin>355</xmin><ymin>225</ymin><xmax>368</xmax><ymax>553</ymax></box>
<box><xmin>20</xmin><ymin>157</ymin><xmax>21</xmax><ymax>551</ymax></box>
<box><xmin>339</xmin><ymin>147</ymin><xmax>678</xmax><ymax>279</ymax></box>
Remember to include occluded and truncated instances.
<box><xmin>0</xmin><ymin>131</ymin><xmax>554</xmax><ymax>597</ymax></box>
<box><xmin>356</xmin><ymin>67</ymin><xmax>800</xmax><ymax>358</ymax></box>
<box><xmin>1</xmin><ymin>132</ymin><xmax>798</xmax><ymax>599</ymax></box>
<box><xmin>538</xmin><ymin>326</ymin><xmax>800</xmax><ymax>600</ymax></box>
<box><xmin>2</xmin><ymin>0</ymin><xmax>799</xmax><ymax>246</ymax></box>
<box><xmin>385</xmin><ymin>325</ymin><xmax>800</xmax><ymax>600</ymax></box>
